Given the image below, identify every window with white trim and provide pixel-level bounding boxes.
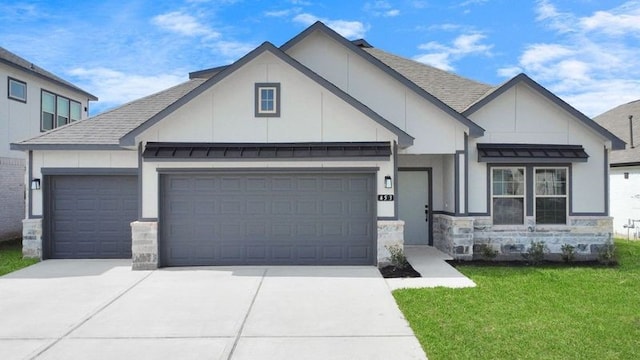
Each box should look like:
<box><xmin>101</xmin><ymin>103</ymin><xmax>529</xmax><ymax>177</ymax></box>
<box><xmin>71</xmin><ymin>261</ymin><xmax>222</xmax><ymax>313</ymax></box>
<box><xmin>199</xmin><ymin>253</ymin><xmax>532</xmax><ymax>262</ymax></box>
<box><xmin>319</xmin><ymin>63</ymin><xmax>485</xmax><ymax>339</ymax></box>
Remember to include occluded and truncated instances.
<box><xmin>491</xmin><ymin>167</ymin><xmax>525</xmax><ymax>225</ymax></box>
<box><xmin>534</xmin><ymin>167</ymin><xmax>568</xmax><ymax>224</ymax></box>
<box><xmin>8</xmin><ymin>77</ymin><xmax>27</xmax><ymax>102</ymax></box>
<box><xmin>41</xmin><ymin>90</ymin><xmax>81</xmax><ymax>131</ymax></box>
<box><xmin>255</xmin><ymin>83</ymin><xmax>280</xmax><ymax>117</ymax></box>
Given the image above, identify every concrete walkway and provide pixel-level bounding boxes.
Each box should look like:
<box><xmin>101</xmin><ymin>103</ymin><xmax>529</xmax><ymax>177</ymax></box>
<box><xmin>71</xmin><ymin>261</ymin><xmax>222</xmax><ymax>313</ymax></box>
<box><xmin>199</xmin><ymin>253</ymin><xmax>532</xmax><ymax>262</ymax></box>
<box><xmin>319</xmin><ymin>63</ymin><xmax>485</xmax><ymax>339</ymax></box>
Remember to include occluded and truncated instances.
<box><xmin>0</xmin><ymin>260</ymin><xmax>427</xmax><ymax>360</ymax></box>
<box><xmin>386</xmin><ymin>246</ymin><xmax>476</xmax><ymax>290</ymax></box>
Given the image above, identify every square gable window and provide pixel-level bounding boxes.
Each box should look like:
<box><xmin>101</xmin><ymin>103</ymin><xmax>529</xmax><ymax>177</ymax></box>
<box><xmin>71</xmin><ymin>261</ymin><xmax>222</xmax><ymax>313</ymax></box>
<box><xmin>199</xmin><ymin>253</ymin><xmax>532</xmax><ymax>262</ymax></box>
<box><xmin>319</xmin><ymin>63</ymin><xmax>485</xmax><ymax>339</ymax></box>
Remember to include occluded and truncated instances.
<box><xmin>255</xmin><ymin>83</ymin><xmax>280</xmax><ymax>117</ymax></box>
<box><xmin>8</xmin><ymin>77</ymin><xmax>27</xmax><ymax>102</ymax></box>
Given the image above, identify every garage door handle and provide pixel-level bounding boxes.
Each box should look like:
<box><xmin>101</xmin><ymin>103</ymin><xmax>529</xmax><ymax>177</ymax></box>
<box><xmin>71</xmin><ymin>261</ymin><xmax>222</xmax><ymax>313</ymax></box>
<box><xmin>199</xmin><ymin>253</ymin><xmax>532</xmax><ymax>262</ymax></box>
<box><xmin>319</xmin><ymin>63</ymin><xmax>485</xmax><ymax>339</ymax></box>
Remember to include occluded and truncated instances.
<box><xmin>425</xmin><ymin>205</ymin><xmax>429</xmax><ymax>221</ymax></box>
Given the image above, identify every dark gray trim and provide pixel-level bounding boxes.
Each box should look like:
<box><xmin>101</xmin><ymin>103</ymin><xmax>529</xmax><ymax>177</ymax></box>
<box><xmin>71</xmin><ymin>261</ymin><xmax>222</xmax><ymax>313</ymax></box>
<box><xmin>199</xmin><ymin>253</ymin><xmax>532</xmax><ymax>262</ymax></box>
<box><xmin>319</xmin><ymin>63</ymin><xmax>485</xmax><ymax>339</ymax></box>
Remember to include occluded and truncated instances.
<box><xmin>454</xmin><ymin>151</ymin><xmax>461</xmax><ymax>215</ymax></box>
<box><xmin>604</xmin><ymin>147</ymin><xmax>609</xmax><ymax>216</ymax></box>
<box><xmin>138</xmin><ymin>218</ymin><xmax>158</xmax><ymax>222</ymax></box>
<box><xmin>611</xmin><ymin>162</ymin><xmax>640</xmax><ymax>168</ymax></box>
<box><xmin>392</xmin><ymin>141</ymin><xmax>399</xmax><ymax>220</ymax></box>
<box><xmin>464</xmin><ymin>133</ymin><xmax>469</xmax><ymax>216</ymax></box>
<box><xmin>28</xmin><ymin>150</ymin><xmax>33</xmax><ymax>218</ymax></box>
<box><xmin>142</xmin><ymin>141</ymin><xmax>391</xmax><ymax>160</ymax></box>
<box><xmin>138</xmin><ymin>143</ymin><xmax>143</xmax><ymax>220</ymax></box>
<box><xmin>377</xmin><ymin>216</ymin><xmax>397</xmax><ymax>221</ymax></box>
<box><xmin>41</xmin><ymin>168</ymin><xmax>137</xmax><ymax>176</ymax></box>
<box><xmin>477</xmin><ymin>143</ymin><xmax>589</xmax><ymax>163</ymax></box>
<box><xmin>432</xmin><ymin>210</ymin><xmax>455</xmax><ymax>216</ymax></box>
<box><xmin>0</xmin><ymin>52</ymin><xmax>98</xmax><ymax>100</ymax></box>
<box><xmin>156</xmin><ymin>167</ymin><xmax>379</xmax><ymax>175</ymax></box>
<box><xmin>10</xmin><ymin>143</ymin><xmax>126</xmax><ymax>151</ymax></box>
<box><xmin>189</xmin><ymin>65</ymin><xmax>230</xmax><ymax>79</ymax></box>
<box><xmin>468</xmin><ymin>212</ymin><xmax>490</xmax><ymax>216</ymax></box>
<box><xmin>464</xmin><ymin>74</ymin><xmax>625</xmax><ymax>150</ymax></box>
<box><xmin>119</xmin><ymin>41</ymin><xmax>414</xmax><ymax>147</ymax></box>
<box><xmin>525</xmin><ymin>166</ymin><xmax>533</xmax><ymax>216</ymax></box>
<box><xmin>398</xmin><ymin>167</ymin><xmax>433</xmax><ymax>246</ymax></box>
<box><xmin>351</xmin><ymin>39</ymin><xmax>373</xmax><ymax>48</ymax></box>
<box><xmin>570</xmin><ymin>212</ymin><xmax>610</xmax><ymax>216</ymax></box>
<box><xmin>8</xmin><ymin>76</ymin><xmax>27</xmax><ymax>103</ymax></box>
<box><xmin>254</xmin><ymin>83</ymin><xmax>281</xmax><ymax>117</ymax></box>
<box><xmin>280</xmin><ymin>21</ymin><xmax>485</xmax><ymax>138</ymax></box>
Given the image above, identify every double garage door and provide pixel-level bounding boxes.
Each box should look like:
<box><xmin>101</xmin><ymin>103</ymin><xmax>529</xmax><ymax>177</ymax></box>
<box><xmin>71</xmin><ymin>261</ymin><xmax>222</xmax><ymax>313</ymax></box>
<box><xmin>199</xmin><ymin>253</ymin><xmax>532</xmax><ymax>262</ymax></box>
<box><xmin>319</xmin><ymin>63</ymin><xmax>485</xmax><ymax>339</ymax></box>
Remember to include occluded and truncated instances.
<box><xmin>160</xmin><ymin>172</ymin><xmax>376</xmax><ymax>266</ymax></box>
<box><xmin>46</xmin><ymin>172</ymin><xmax>376</xmax><ymax>266</ymax></box>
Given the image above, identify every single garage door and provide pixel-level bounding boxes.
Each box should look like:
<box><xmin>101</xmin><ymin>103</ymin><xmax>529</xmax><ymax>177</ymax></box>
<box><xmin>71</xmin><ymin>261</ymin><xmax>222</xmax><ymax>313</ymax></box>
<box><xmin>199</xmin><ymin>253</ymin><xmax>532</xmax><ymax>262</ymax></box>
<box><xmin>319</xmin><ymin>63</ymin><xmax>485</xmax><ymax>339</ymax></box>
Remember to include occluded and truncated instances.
<box><xmin>46</xmin><ymin>175</ymin><xmax>137</xmax><ymax>259</ymax></box>
<box><xmin>160</xmin><ymin>172</ymin><xmax>376</xmax><ymax>266</ymax></box>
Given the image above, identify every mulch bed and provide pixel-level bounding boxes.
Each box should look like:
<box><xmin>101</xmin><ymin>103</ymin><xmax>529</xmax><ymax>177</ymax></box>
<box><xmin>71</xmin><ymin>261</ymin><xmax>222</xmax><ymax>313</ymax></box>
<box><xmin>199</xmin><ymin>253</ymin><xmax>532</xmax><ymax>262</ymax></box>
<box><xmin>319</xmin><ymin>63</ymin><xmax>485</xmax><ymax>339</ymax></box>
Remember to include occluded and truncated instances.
<box><xmin>379</xmin><ymin>263</ymin><xmax>422</xmax><ymax>278</ymax></box>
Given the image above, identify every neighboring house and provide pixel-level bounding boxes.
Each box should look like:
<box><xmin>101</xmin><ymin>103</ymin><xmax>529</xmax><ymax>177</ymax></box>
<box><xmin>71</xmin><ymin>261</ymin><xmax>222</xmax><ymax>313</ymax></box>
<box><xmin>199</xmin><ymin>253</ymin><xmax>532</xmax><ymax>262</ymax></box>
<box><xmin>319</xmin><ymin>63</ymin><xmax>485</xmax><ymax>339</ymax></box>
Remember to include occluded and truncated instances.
<box><xmin>11</xmin><ymin>22</ymin><xmax>623</xmax><ymax>269</ymax></box>
<box><xmin>594</xmin><ymin>100</ymin><xmax>640</xmax><ymax>239</ymax></box>
<box><xmin>0</xmin><ymin>47</ymin><xmax>97</xmax><ymax>241</ymax></box>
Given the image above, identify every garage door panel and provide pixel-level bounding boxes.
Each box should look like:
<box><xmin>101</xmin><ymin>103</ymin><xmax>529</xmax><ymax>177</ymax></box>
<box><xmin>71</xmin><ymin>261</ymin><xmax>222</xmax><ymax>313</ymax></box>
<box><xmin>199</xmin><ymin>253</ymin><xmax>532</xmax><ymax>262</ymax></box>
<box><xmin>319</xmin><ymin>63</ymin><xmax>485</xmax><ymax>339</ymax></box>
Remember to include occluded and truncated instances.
<box><xmin>48</xmin><ymin>175</ymin><xmax>137</xmax><ymax>259</ymax></box>
<box><xmin>161</xmin><ymin>173</ymin><xmax>375</xmax><ymax>266</ymax></box>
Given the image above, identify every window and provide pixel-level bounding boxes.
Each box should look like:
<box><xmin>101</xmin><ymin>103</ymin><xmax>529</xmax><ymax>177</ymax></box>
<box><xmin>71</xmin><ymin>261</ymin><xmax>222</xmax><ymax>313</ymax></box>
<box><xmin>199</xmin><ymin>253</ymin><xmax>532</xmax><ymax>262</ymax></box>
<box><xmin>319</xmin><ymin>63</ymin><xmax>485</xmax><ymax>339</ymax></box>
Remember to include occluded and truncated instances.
<box><xmin>535</xmin><ymin>168</ymin><xmax>567</xmax><ymax>224</ymax></box>
<box><xmin>8</xmin><ymin>77</ymin><xmax>27</xmax><ymax>102</ymax></box>
<box><xmin>255</xmin><ymin>83</ymin><xmax>280</xmax><ymax>117</ymax></box>
<box><xmin>41</xmin><ymin>90</ymin><xmax>81</xmax><ymax>131</ymax></box>
<box><xmin>492</xmin><ymin>167</ymin><xmax>525</xmax><ymax>225</ymax></box>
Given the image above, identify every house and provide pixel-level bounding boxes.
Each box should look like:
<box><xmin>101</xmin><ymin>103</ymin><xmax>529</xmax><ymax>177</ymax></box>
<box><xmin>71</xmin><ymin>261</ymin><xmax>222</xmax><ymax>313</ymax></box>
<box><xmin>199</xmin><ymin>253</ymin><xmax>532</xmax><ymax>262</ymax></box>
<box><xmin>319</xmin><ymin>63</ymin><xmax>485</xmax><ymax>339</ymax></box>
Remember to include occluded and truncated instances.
<box><xmin>594</xmin><ymin>100</ymin><xmax>640</xmax><ymax>239</ymax></box>
<box><xmin>11</xmin><ymin>22</ymin><xmax>623</xmax><ymax>269</ymax></box>
<box><xmin>0</xmin><ymin>47</ymin><xmax>97</xmax><ymax>241</ymax></box>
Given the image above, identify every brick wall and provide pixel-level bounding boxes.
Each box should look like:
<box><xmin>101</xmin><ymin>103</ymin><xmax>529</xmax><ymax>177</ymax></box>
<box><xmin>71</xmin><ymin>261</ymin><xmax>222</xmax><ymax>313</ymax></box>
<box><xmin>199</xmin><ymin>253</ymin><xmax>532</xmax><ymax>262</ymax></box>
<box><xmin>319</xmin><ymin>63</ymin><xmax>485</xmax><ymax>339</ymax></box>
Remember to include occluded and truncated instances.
<box><xmin>0</xmin><ymin>157</ymin><xmax>25</xmax><ymax>241</ymax></box>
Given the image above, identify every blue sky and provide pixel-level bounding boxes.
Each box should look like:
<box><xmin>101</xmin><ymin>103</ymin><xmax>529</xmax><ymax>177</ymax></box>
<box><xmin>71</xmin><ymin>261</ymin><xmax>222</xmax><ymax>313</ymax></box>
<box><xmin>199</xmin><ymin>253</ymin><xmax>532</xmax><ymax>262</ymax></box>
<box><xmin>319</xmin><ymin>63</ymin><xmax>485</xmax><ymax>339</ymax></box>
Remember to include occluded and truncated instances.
<box><xmin>1</xmin><ymin>0</ymin><xmax>639</xmax><ymax>117</ymax></box>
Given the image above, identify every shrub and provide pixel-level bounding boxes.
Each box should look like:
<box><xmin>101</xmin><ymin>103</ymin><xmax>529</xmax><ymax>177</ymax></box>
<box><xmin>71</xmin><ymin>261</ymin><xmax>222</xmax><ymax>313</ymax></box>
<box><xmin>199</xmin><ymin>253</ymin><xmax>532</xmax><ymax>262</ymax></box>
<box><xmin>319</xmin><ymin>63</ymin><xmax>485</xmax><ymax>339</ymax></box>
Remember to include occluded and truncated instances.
<box><xmin>561</xmin><ymin>244</ymin><xmax>576</xmax><ymax>263</ymax></box>
<box><xmin>522</xmin><ymin>241</ymin><xmax>547</xmax><ymax>265</ymax></box>
<box><xmin>478</xmin><ymin>243</ymin><xmax>499</xmax><ymax>259</ymax></box>
<box><xmin>386</xmin><ymin>244</ymin><xmax>409</xmax><ymax>269</ymax></box>
<box><xmin>598</xmin><ymin>240</ymin><xmax>617</xmax><ymax>265</ymax></box>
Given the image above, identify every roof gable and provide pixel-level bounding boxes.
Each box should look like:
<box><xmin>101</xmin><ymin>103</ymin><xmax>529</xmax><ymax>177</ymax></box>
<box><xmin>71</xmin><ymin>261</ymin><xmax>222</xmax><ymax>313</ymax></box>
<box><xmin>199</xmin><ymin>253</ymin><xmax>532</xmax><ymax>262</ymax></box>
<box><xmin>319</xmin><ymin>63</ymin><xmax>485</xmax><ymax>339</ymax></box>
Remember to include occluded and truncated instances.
<box><xmin>0</xmin><ymin>46</ymin><xmax>98</xmax><ymax>100</ymax></box>
<box><xmin>464</xmin><ymin>73</ymin><xmax>625</xmax><ymax>150</ymax></box>
<box><xmin>281</xmin><ymin>21</ymin><xmax>485</xmax><ymax>137</ymax></box>
<box><xmin>594</xmin><ymin>99</ymin><xmax>640</xmax><ymax>165</ymax></box>
<box><xmin>119</xmin><ymin>41</ymin><xmax>413</xmax><ymax>147</ymax></box>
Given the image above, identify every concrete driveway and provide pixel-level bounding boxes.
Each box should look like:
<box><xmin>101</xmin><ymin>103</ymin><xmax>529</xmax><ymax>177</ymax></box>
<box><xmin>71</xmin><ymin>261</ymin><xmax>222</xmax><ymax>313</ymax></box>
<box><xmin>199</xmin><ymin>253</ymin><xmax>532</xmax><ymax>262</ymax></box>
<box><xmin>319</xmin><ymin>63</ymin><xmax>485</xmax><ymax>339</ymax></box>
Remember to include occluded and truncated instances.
<box><xmin>0</xmin><ymin>260</ymin><xmax>427</xmax><ymax>360</ymax></box>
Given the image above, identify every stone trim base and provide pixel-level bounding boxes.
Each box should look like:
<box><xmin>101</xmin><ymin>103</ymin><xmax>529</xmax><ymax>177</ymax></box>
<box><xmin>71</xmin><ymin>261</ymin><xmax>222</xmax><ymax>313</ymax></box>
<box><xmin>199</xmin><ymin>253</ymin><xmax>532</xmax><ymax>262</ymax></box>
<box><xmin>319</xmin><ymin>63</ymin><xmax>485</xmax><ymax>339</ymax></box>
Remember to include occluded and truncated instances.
<box><xmin>377</xmin><ymin>220</ymin><xmax>405</xmax><ymax>265</ymax></box>
<box><xmin>22</xmin><ymin>218</ymin><xmax>43</xmax><ymax>259</ymax></box>
<box><xmin>131</xmin><ymin>221</ymin><xmax>158</xmax><ymax>270</ymax></box>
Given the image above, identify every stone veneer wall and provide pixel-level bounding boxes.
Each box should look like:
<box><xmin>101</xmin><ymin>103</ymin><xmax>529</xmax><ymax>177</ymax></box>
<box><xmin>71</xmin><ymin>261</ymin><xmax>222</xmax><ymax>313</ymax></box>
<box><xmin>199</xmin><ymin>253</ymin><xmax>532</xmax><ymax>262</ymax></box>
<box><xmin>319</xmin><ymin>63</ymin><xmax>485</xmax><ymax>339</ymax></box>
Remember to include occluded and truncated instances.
<box><xmin>131</xmin><ymin>221</ymin><xmax>158</xmax><ymax>270</ymax></box>
<box><xmin>22</xmin><ymin>218</ymin><xmax>42</xmax><ymax>258</ymax></box>
<box><xmin>377</xmin><ymin>220</ymin><xmax>404</xmax><ymax>265</ymax></box>
<box><xmin>433</xmin><ymin>214</ymin><xmax>613</xmax><ymax>261</ymax></box>
<box><xmin>0</xmin><ymin>157</ymin><xmax>25</xmax><ymax>241</ymax></box>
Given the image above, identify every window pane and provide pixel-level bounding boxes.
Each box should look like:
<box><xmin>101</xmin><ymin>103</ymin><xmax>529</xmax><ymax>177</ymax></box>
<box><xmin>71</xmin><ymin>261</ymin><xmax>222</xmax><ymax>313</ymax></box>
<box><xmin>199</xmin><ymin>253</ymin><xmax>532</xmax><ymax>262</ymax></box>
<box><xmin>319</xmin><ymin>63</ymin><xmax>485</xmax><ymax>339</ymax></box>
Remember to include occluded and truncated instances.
<box><xmin>42</xmin><ymin>112</ymin><xmax>54</xmax><ymax>130</ymax></box>
<box><xmin>9</xmin><ymin>79</ymin><xmax>26</xmax><ymax>100</ymax></box>
<box><xmin>493</xmin><ymin>198</ymin><xmax>524</xmax><ymax>225</ymax></box>
<box><xmin>42</xmin><ymin>92</ymin><xmax>55</xmax><ymax>112</ymax></box>
<box><xmin>70</xmin><ymin>101</ymin><xmax>81</xmax><ymax>121</ymax></box>
<box><xmin>536</xmin><ymin>169</ymin><xmax>566</xmax><ymax>195</ymax></box>
<box><xmin>57</xmin><ymin>97</ymin><xmax>69</xmax><ymax>126</ymax></box>
<box><xmin>536</xmin><ymin>198</ymin><xmax>567</xmax><ymax>224</ymax></box>
<box><xmin>260</xmin><ymin>88</ymin><xmax>274</xmax><ymax>112</ymax></box>
<box><xmin>493</xmin><ymin>168</ymin><xmax>524</xmax><ymax>195</ymax></box>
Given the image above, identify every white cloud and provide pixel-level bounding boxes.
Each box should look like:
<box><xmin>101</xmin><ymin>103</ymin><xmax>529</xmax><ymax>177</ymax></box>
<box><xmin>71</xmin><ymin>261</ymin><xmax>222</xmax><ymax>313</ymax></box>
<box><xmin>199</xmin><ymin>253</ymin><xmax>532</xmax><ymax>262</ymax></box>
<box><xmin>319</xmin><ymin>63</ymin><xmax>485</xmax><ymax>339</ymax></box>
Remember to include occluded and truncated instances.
<box><xmin>501</xmin><ymin>1</ymin><xmax>640</xmax><ymax>116</ymax></box>
<box><xmin>497</xmin><ymin>66</ymin><xmax>522</xmax><ymax>78</ymax></box>
<box><xmin>152</xmin><ymin>11</ymin><xmax>219</xmax><ymax>38</ymax></box>
<box><xmin>414</xmin><ymin>32</ymin><xmax>493</xmax><ymax>71</ymax></box>
<box><xmin>68</xmin><ymin>67</ymin><xmax>185</xmax><ymax>114</ymax></box>
<box><xmin>364</xmin><ymin>1</ymin><xmax>400</xmax><ymax>17</ymax></box>
<box><xmin>293</xmin><ymin>13</ymin><xmax>368</xmax><ymax>39</ymax></box>
<box><xmin>265</xmin><ymin>9</ymin><xmax>299</xmax><ymax>17</ymax></box>
<box><xmin>385</xmin><ymin>9</ymin><xmax>400</xmax><ymax>17</ymax></box>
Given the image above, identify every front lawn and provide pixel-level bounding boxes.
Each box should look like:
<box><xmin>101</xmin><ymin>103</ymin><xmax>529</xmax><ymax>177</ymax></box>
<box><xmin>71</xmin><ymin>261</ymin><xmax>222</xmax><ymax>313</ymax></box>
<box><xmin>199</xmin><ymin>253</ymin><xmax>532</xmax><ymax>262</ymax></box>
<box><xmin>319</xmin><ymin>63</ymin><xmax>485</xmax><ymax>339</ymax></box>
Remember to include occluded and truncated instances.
<box><xmin>0</xmin><ymin>239</ymin><xmax>38</xmax><ymax>276</ymax></box>
<box><xmin>394</xmin><ymin>239</ymin><xmax>640</xmax><ymax>360</ymax></box>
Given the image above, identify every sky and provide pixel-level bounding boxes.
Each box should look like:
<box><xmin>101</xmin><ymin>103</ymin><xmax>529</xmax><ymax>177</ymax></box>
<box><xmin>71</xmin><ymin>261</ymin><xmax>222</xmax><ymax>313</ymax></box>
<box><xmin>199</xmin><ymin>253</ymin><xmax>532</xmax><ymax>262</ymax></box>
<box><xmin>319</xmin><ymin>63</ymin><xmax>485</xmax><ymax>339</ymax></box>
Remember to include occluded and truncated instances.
<box><xmin>1</xmin><ymin>0</ymin><xmax>639</xmax><ymax>117</ymax></box>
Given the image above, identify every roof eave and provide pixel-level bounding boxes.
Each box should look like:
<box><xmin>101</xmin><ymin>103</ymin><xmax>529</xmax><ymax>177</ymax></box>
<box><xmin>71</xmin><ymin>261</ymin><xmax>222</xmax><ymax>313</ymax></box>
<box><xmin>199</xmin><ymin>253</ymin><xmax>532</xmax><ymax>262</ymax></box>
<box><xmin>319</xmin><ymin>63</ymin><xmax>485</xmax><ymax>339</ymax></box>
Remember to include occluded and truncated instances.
<box><xmin>10</xmin><ymin>143</ymin><xmax>125</xmax><ymax>151</ymax></box>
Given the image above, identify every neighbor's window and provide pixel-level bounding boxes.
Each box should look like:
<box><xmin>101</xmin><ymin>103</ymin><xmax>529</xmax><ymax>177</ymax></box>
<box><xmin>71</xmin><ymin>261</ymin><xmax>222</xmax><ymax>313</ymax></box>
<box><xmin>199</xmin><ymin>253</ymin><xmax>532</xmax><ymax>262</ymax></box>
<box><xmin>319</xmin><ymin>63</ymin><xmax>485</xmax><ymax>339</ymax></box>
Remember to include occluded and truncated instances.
<box><xmin>535</xmin><ymin>168</ymin><xmax>568</xmax><ymax>224</ymax></box>
<box><xmin>255</xmin><ymin>83</ymin><xmax>280</xmax><ymax>117</ymax></box>
<box><xmin>8</xmin><ymin>77</ymin><xmax>27</xmax><ymax>102</ymax></box>
<box><xmin>41</xmin><ymin>90</ymin><xmax>82</xmax><ymax>131</ymax></box>
<box><xmin>492</xmin><ymin>167</ymin><xmax>525</xmax><ymax>225</ymax></box>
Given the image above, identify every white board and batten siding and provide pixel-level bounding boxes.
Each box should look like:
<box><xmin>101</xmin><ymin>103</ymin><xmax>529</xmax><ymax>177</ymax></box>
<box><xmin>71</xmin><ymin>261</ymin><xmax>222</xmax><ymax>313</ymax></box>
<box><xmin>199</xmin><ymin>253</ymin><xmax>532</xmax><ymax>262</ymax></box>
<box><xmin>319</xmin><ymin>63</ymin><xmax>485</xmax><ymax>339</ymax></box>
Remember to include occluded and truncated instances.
<box><xmin>610</xmin><ymin>167</ymin><xmax>640</xmax><ymax>237</ymax></box>
<box><xmin>467</xmin><ymin>82</ymin><xmax>608</xmax><ymax>215</ymax></box>
<box><xmin>136</xmin><ymin>50</ymin><xmax>398</xmax><ymax>219</ymax></box>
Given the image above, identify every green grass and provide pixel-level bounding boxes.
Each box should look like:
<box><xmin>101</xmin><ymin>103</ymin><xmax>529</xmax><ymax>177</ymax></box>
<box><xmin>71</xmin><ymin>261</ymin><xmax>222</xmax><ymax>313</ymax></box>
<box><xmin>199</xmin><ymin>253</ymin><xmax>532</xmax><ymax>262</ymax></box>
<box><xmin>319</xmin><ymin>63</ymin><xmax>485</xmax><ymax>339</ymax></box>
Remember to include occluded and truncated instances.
<box><xmin>394</xmin><ymin>239</ymin><xmax>640</xmax><ymax>360</ymax></box>
<box><xmin>0</xmin><ymin>239</ymin><xmax>38</xmax><ymax>277</ymax></box>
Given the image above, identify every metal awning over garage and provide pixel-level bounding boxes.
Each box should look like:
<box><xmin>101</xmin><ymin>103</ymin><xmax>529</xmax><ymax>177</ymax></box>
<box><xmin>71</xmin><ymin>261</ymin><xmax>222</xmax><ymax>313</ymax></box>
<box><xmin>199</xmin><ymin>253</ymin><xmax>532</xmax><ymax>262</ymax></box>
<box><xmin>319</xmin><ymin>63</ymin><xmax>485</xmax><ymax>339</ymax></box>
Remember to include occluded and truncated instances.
<box><xmin>477</xmin><ymin>143</ymin><xmax>589</xmax><ymax>163</ymax></box>
<box><xmin>142</xmin><ymin>142</ymin><xmax>392</xmax><ymax>160</ymax></box>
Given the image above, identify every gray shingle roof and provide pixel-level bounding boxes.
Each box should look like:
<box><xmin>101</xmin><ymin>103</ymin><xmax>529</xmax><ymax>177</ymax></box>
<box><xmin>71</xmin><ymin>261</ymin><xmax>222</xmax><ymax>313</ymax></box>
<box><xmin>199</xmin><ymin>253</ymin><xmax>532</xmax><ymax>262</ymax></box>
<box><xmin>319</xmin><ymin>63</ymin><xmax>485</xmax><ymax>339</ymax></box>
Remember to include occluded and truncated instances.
<box><xmin>594</xmin><ymin>99</ymin><xmax>640</xmax><ymax>165</ymax></box>
<box><xmin>12</xmin><ymin>79</ymin><xmax>204</xmax><ymax>149</ymax></box>
<box><xmin>362</xmin><ymin>47</ymin><xmax>493</xmax><ymax>112</ymax></box>
<box><xmin>0</xmin><ymin>46</ymin><xmax>98</xmax><ymax>100</ymax></box>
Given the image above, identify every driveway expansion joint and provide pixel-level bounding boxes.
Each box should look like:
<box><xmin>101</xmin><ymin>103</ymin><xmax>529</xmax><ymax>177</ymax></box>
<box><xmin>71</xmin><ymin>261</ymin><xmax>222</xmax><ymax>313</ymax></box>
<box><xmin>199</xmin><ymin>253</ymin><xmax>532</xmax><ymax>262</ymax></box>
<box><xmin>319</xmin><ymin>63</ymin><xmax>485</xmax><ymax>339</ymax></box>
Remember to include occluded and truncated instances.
<box><xmin>29</xmin><ymin>270</ymin><xmax>155</xmax><ymax>359</ymax></box>
<box><xmin>226</xmin><ymin>268</ymin><xmax>267</xmax><ymax>360</ymax></box>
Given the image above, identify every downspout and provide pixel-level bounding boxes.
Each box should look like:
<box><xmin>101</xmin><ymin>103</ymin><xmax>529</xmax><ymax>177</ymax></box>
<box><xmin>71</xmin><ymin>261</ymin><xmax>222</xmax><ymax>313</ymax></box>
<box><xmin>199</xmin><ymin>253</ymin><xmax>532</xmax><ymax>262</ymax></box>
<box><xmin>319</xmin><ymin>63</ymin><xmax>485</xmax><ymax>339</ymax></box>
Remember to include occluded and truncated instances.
<box><xmin>630</xmin><ymin>115</ymin><xmax>634</xmax><ymax>149</ymax></box>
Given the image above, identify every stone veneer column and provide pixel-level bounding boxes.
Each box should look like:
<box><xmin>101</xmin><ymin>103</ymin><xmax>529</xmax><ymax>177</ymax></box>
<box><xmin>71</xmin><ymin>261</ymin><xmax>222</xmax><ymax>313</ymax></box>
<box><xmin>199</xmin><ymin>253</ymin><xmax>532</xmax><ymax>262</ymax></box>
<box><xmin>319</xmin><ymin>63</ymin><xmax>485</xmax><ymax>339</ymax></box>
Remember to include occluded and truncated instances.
<box><xmin>131</xmin><ymin>221</ymin><xmax>158</xmax><ymax>270</ymax></box>
<box><xmin>432</xmin><ymin>214</ymin><xmax>474</xmax><ymax>260</ymax></box>
<box><xmin>22</xmin><ymin>218</ymin><xmax>42</xmax><ymax>259</ymax></box>
<box><xmin>377</xmin><ymin>220</ymin><xmax>405</xmax><ymax>265</ymax></box>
